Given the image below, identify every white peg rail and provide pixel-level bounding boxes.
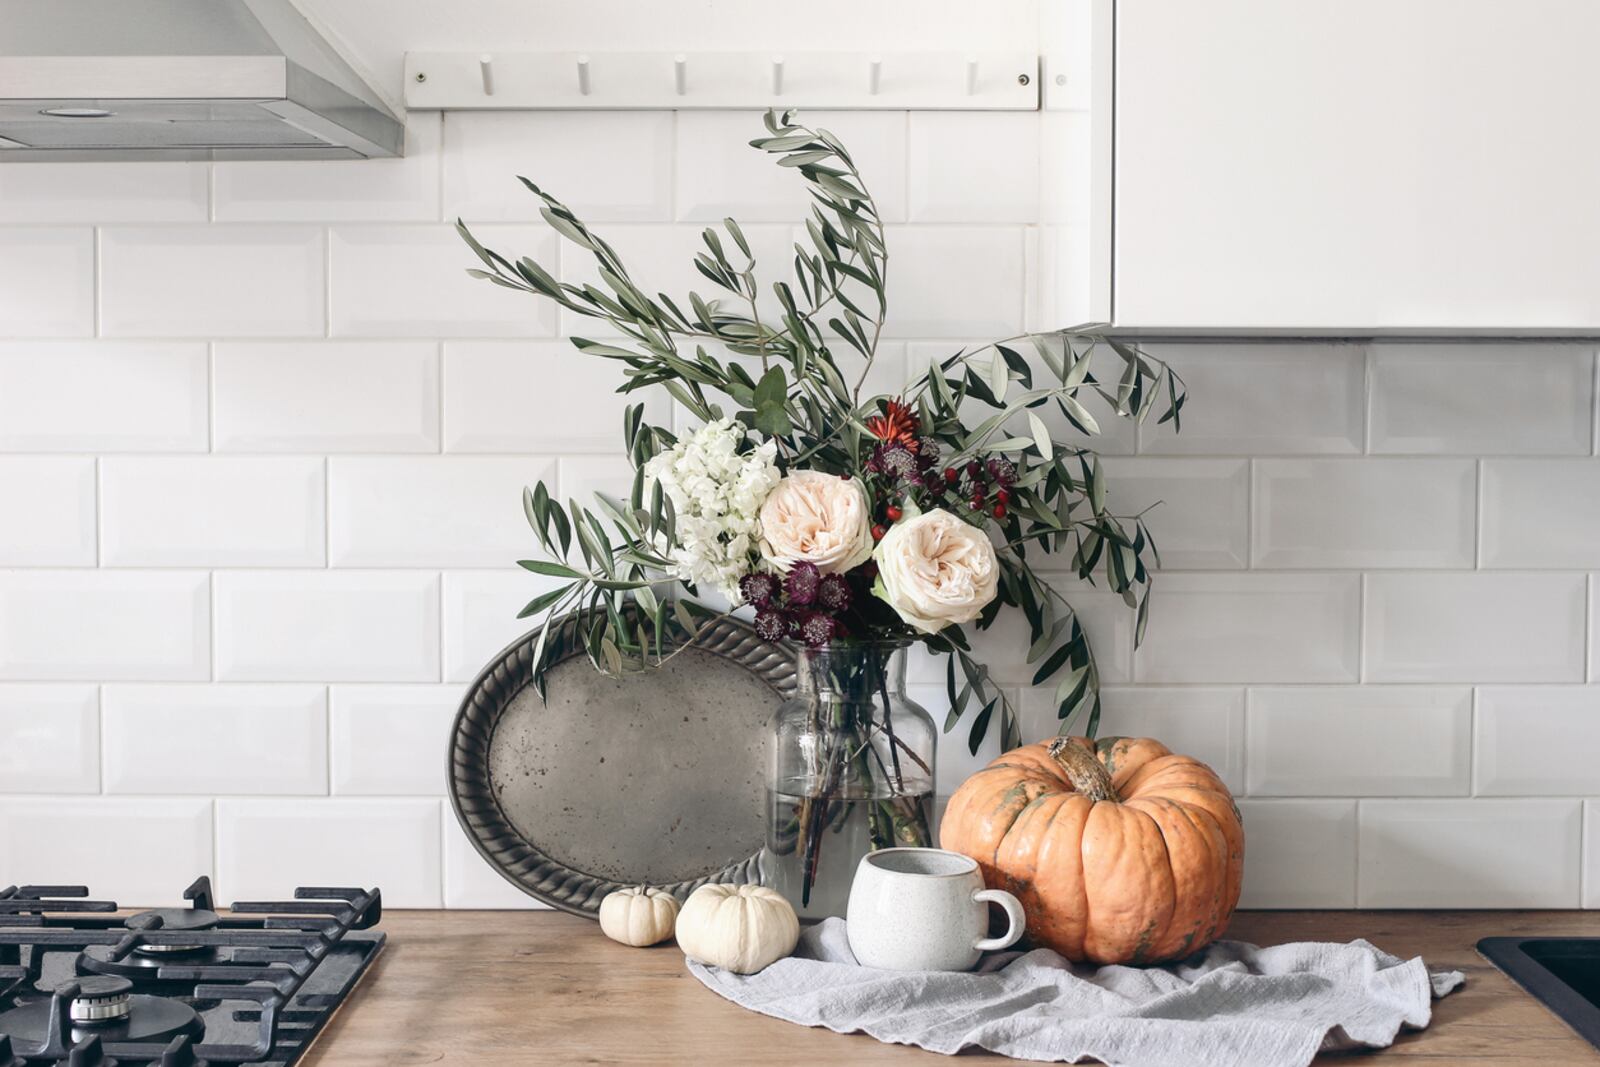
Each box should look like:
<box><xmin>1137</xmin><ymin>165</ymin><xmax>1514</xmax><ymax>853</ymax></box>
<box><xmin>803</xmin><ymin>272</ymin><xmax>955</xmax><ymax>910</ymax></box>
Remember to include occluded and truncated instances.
<box><xmin>402</xmin><ymin>50</ymin><xmax>1038</xmax><ymax>110</ymax></box>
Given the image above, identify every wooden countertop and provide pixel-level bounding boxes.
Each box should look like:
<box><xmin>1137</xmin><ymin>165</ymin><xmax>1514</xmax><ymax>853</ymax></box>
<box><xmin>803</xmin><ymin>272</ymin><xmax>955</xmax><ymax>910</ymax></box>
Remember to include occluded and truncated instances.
<box><xmin>302</xmin><ymin>910</ymin><xmax>1600</xmax><ymax>1065</ymax></box>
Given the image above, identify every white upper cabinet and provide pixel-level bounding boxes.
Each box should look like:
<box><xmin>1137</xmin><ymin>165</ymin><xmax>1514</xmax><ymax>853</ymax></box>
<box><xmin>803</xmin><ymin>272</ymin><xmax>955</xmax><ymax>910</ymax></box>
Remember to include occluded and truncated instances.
<box><xmin>1110</xmin><ymin>0</ymin><xmax>1600</xmax><ymax>331</ymax></box>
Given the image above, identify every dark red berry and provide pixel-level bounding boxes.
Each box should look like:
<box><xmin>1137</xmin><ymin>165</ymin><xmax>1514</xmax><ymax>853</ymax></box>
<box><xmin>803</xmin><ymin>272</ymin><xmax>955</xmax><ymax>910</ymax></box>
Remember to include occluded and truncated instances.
<box><xmin>996</xmin><ymin>488</ymin><xmax>1011</xmax><ymax>505</ymax></box>
<box><xmin>968</xmin><ymin>498</ymin><xmax>983</xmax><ymax>511</ymax></box>
<box><xmin>872</xmin><ymin>523</ymin><xmax>887</xmax><ymax>540</ymax></box>
<box><xmin>885</xmin><ymin>505</ymin><xmax>903</xmax><ymax>522</ymax></box>
<box><xmin>966</xmin><ymin>460</ymin><xmax>983</xmax><ymax>479</ymax></box>
<box><xmin>993</xmin><ymin>502</ymin><xmax>1007</xmax><ymax>519</ymax></box>
<box><xmin>943</xmin><ymin>467</ymin><xmax>959</xmax><ymax>484</ymax></box>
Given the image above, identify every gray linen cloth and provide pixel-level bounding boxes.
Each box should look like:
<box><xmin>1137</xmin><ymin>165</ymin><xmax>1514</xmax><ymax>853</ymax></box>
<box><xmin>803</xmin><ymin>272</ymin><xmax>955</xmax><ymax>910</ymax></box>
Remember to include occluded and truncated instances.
<box><xmin>686</xmin><ymin>918</ymin><xmax>1463</xmax><ymax>1066</ymax></box>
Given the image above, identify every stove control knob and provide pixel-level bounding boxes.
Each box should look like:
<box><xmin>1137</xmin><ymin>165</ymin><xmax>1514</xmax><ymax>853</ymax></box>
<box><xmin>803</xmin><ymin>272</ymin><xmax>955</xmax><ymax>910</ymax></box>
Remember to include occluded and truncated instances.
<box><xmin>66</xmin><ymin>975</ymin><xmax>133</xmax><ymax>1023</ymax></box>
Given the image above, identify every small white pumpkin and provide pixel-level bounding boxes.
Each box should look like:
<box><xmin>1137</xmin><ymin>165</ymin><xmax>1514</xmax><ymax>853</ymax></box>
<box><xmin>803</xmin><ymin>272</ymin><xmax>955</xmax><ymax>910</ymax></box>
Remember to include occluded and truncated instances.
<box><xmin>599</xmin><ymin>886</ymin><xmax>679</xmax><ymax>947</ymax></box>
<box><xmin>675</xmin><ymin>883</ymin><xmax>799</xmax><ymax>974</ymax></box>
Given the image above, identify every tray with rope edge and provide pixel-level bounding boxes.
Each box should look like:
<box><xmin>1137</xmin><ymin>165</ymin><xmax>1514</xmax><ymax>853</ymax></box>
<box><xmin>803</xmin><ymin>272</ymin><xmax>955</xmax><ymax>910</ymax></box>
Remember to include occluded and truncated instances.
<box><xmin>449</xmin><ymin>607</ymin><xmax>795</xmax><ymax>915</ymax></box>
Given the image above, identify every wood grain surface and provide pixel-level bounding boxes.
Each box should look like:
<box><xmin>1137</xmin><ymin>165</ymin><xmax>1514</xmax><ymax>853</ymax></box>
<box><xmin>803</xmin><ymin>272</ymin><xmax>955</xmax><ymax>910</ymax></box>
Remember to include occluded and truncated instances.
<box><xmin>299</xmin><ymin>909</ymin><xmax>1600</xmax><ymax>1065</ymax></box>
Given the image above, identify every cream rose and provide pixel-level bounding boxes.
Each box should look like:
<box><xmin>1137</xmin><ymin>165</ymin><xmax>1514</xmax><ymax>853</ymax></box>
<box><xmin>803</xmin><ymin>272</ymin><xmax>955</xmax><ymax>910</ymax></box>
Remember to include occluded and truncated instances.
<box><xmin>873</xmin><ymin>509</ymin><xmax>999</xmax><ymax>633</ymax></box>
<box><xmin>757</xmin><ymin>470</ymin><xmax>875</xmax><ymax>575</ymax></box>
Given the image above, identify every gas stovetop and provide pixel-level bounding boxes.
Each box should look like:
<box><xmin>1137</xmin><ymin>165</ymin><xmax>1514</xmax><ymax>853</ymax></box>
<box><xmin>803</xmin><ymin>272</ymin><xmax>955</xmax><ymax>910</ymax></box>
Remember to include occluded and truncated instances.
<box><xmin>0</xmin><ymin>877</ymin><xmax>383</xmax><ymax>1067</ymax></box>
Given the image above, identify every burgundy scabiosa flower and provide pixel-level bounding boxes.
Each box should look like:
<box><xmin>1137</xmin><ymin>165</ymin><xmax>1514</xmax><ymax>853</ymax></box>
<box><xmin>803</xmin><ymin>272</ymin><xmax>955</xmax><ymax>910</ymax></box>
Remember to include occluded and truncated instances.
<box><xmin>739</xmin><ymin>572</ymin><xmax>779</xmax><ymax>609</ymax></box>
<box><xmin>986</xmin><ymin>456</ymin><xmax>1018</xmax><ymax>488</ymax></box>
<box><xmin>784</xmin><ymin>560</ymin><xmax>821</xmax><ymax>606</ymax></box>
<box><xmin>815</xmin><ymin>573</ymin><xmax>851</xmax><ymax>612</ymax></box>
<box><xmin>874</xmin><ymin>443</ymin><xmax>920</xmax><ymax>483</ymax></box>
<box><xmin>753</xmin><ymin>609</ymin><xmax>789</xmax><ymax>643</ymax></box>
<box><xmin>798</xmin><ymin>611</ymin><xmax>837</xmax><ymax>648</ymax></box>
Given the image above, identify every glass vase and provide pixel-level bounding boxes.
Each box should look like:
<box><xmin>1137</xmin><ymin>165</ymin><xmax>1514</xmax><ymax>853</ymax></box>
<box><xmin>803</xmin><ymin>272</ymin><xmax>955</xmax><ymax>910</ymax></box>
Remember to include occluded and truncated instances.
<box><xmin>764</xmin><ymin>641</ymin><xmax>936</xmax><ymax>921</ymax></box>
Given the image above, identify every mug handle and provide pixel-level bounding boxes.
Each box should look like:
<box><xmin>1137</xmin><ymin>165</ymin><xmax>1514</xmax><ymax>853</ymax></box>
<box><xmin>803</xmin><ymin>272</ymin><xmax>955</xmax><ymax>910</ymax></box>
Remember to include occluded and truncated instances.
<box><xmin>972</xmin><ymin>888</ymin><xmax>1026</xmax><ymax>952</ymax></box>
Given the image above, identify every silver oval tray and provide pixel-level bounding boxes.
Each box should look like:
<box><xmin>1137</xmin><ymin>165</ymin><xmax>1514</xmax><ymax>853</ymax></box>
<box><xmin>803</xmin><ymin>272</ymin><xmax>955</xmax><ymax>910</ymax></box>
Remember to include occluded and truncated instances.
<box><xmin>449</xmin><ymin>609</ymin><xmax>794</xmax><ymax>916</ymax></box>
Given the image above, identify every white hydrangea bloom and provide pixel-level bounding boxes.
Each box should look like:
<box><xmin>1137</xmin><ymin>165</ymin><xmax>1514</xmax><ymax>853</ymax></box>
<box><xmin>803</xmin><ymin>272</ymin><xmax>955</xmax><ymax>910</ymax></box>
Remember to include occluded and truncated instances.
<box><xmin>643</xmin><ymin>418</ymin><xmax>780</xmax><ymax>601</ymax></box>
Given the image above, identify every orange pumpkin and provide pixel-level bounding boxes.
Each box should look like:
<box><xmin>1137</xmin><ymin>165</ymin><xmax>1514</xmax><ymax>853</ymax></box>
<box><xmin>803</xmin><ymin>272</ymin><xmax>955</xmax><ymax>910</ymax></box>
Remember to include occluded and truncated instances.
<box><xmin>940</xmin><ymin>736</ymin><xmax>1244</xmax><ymax>965</ymax></box>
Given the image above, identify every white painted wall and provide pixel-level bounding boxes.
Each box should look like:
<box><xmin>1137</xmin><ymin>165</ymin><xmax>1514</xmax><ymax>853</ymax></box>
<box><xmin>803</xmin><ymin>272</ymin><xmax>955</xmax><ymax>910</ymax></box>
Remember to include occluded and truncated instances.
<box><xmin>0</xmin><ymin>56</ymin><xmax>1595</xmax><ymax>909</ymax></box>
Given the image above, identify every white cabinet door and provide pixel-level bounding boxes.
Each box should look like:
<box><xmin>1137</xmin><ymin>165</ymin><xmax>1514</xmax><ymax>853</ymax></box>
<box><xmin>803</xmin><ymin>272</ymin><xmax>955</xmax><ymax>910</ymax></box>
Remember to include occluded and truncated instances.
<box><xmin>1113</xmin><ymin>0</ymin><xmax>1600</xmax><ymax>331</ymax></box>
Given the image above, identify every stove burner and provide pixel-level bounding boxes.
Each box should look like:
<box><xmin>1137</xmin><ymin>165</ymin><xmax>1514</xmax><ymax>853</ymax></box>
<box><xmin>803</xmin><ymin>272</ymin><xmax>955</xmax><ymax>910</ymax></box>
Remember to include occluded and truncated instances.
<box><xmin>0</xmin><ymin>984</ymin><xmax>201</xmax><ymax>1047</ymax></box>
<box><xmin>0</xmin><ymin>877</ymin><xmax>384</xmax><ymax>1067</ymax></box>
<box><xmin>68</xmin><ymin>976</ymin><xmax>131</xmax><ymax>1024</ymax></box>
<box><xmin>125</xmin><ymin>907</ymin><xmax>219</xmax><ymax>955</ymax></box>
<box><xmin>76</xmin><ymin>943</ymin><xmax>226</xmax><ymax>982</ymax></box>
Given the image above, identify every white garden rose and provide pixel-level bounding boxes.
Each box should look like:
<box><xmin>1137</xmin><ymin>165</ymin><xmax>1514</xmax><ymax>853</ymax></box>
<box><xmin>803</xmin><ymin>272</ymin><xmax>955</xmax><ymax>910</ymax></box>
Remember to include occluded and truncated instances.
<box><xmin>758</xmin><ymin>470</ymin><xmax>875</xmax><ymax>575</ymax></box>
<box><xmin>873</xmin><ymin>509</ymin><xmax>999</xmax><ymax>633</ymax></box>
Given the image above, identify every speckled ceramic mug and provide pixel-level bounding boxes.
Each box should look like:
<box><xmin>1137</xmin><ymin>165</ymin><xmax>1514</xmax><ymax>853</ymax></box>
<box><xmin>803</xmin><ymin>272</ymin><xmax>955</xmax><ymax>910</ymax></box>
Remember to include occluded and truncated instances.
<box><xmin>845</xmin><ymin>847</ymin><xmax>1026</xmax><ymax>972</ymax></box>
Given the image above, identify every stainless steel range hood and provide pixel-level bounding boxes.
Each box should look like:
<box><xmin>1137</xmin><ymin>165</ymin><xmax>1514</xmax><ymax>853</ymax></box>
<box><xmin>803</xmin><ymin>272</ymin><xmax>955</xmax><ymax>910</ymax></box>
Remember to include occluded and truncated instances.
<box><xmin>0</xmin><ymin>0</ymin><xmax>404</xmax><ymax>161</ymax></box>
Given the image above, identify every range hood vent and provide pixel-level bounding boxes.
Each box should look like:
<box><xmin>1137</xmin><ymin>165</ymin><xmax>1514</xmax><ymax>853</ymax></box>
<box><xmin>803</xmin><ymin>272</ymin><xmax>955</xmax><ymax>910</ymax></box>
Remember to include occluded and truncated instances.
<box><xmin>0</xmin><ymin>0</ymin><xmax>403</xmax><ymax>161</ymax></box>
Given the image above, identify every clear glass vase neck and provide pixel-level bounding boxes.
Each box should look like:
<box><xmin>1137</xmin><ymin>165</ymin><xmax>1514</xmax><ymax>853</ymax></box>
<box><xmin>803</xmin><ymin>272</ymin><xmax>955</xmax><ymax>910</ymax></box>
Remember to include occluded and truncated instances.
<box><xmin>793</xmin><ymin>641</ymin><xmax>909</xmax><ymax>698</ymax></box>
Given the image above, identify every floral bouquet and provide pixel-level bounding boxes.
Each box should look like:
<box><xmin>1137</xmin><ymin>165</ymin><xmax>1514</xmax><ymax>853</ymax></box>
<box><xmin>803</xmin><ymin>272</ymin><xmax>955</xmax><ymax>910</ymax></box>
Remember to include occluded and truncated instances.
<box><xmin>458</xmin><ymin>110</ymin><xmax>1184</xmax><ymax>913</ymax></box>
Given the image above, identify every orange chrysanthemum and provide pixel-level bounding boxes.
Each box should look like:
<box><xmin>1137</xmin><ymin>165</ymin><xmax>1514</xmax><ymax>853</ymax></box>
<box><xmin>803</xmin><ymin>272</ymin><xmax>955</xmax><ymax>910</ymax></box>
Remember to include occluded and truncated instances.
<box><xmin>866</xmin><ymin>398</ymin><xmax>918</xmax><ymax>446</ymax></box>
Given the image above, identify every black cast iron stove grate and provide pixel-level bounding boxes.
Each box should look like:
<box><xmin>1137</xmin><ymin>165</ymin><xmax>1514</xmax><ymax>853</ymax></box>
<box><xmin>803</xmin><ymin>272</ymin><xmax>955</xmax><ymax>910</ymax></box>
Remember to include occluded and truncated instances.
<box><xmin>0</xmin><ymin>877</ymin><xmax>383</xmax><ymax>1066</ymax></box>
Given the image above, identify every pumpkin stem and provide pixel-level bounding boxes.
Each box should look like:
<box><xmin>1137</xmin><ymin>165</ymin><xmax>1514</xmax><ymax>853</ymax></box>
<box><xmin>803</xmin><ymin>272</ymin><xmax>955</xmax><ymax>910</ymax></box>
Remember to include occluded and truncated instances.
<box><xmin>1047</xmin><ymin>737</ymin><xmax>1119</xmax><ymax>803</ymax></box>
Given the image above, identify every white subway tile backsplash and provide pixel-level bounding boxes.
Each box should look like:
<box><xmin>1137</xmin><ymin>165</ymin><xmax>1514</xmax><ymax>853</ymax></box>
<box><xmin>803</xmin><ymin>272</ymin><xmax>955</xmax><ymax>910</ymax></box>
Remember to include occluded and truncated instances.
<box><xmin>100</xmin><ymin>226</ymin><xmax>325</xmax><ymax>337</ymax></box>
<box><xmin>329</xmin><ymin>456</ymin><xmax>552</xmax><ymax>567</ymax></box>
<box><xmin>444</xmin><ymin>340</ymin><xmax>667</xmax><ymax>453</ymax></box>
<box><xmin>1358</xmin><ymin>799</ymin><xmax>1581</xmax><ymax>907</ymax></box>
<box><xmin>0</xmin><ymin>571</ymin><xmax>208</xmax><ymax>681</ymax></box>
<box><xmin>0</xmin><ymin>229</ymin><xmax>94</xmax><ymax>338</ymax></box>
<box><xmin>103</xmin><ymin>685</ymin><xmax>326</xmax><ymax>795</ymax></box>
<box><xmin>0</xmin><ymin>342</ymin><xmax>208</xmax><ymax>452</ymax></box>
<box><xmin>676</xmin><ymin>111</ymin><xmax>907</xmax><ymax>223</ymax></box>
<box><xmin>214</xmin><ymin>113</ymin><xmax>442</xmax><ymax>222</ymax></box>
<box><xmin>1027</xmin><ymin>223</ymin><xmax>1096</xmax><ymax>334</ymax></box>
<box><xmin>0</xmin><ymin>798</ymin><xmax>212</xmax><ymax>906</ymax></box>
<box><xmin>446</xmin><ymin>111</ymin><xmax>674</xmax><ymax>222</ymax></box>
<box><xmin>0</xmin><ymin>457</ymin><xmax>96</xmax><ymax>565</ymax></box>
<box><xmin>101</xmin><ymin>456</ymin><xmax>325</xmax><ymax>567</ymax></box>
<box><xmin>1038</xmin><ymin>112</ymin><xmax>1092</xmax><ymax>229</ymax></box>
<box><xmin>1100</xmin><ymin>458</ymin><xmax>1248</xmax><ymax>568</ymax></box>
<box><xmin>0</xmin><ymin>685</ymin><xmax>99</xmax><ymax>793</ymax></box>
<box><xmin>1481</xmin><ymin>460</ymin><xmax>1600</xmax><ymax>568</ymax></box>
<box><xmin>0</xmin><ymin>164</ymin><xmax>206</xmax><ymax>223</ymax></box>
<box><xmin>214</xmin><ymin>571</ymin><xmax>439</xmax><ymax>682</ymax></box>
<box><xmin>443</xmin><ymin>570</ymin><xmax>556</xmax><ymax>683</ymax></box>
<box><xmin>329</xmin><ymin>227</ymin><xmax>556</xmax><ymax>340</ymax></box>
<box><xmin>1585</xmin><ymin>802</ymin><xmax>1600</xmax><ymax>908</ymax></box>
<box><xmin>1476</xmin><ymin>687</ymin><xmax>1600</xmax><ymax>796</ymax></box>
<box><xmin>1139</xmin><ymin>344</ymin><xmax>1366</xmax><ymax>455</ymax></box>
<box><xmin>1020</xmin><ymin>687</ymin><xmax>1245</xmax><ymax>792</ymax></box>
<box><xmin>443</xmin><ymin>814</ymin><xmax>544</xmax><ymax>909</ymax></box>
<box><xmin>1252</xmin><ymin>458</ymin><xmax>1477</xmax><ymax>568</ymax></box>
<box><xmin>1364</xmin><ymin>572</ymin><xmax>1587</xmax><ymax>683</ymax></box>
<box><xmin>330</xmin><ymin>685</ymin><xmax>459</xmax><ymax>795</ymax></box>
<box><xmin>881</xmin><ymin>227</ymin><xmax>1025</xmax><ymax>338</ymax></box>
<box><xmin>963</xmin><ymin>584</ymin><xmax>1136</xmax><ymax>687</ymax></box>
<box><xmin>1247</xmin><ymin>687</ymin><xmax>1471</xmax><ymax>797</ymax></box>
<box><xmin>558</xmin><ymin>455</ymin><xmax>635</xmax><ymax>507</ymax></box>
<box><xmin>217</xmin><ymin>798</ymin><xmax>442</xmax><ymax>908</ymax></box>
<box><xmin>1369</xmin><ymin>343</ymin><xmax>1594</xmax><ymax>455</ymax></box>
<box><xmin>907</xmin><ymin>682</ymin><xmax>1006</xmax><ymax>793</ymax></box>
<box><xmin>214</xmin><ymin>341</ymin><xmax>439</xmax><ymax>452</ymax></box>
<box><xmin>330</xmin><ymin>225</ymin><xmax>557</xmax><ymax>338</ymax></box>
<box><xmin>908</xmin><ymin>112</ymin><xmax>1039</xmax><ymax>223</ymax></box>
<box><xmin>1133</xmin><ymin>573</ymin><xmax>1361</xmax><ymax>683</ymax></box>
<box><xmin>1236</xmin><ymin>800</ymin><xmax>1358</xmax><ymax>908</ymax></box>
